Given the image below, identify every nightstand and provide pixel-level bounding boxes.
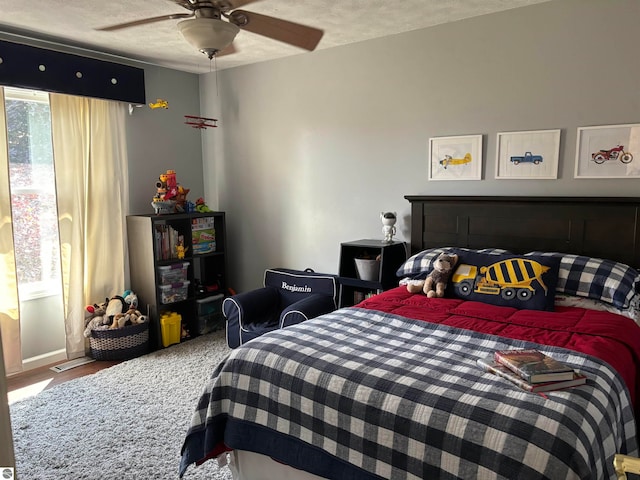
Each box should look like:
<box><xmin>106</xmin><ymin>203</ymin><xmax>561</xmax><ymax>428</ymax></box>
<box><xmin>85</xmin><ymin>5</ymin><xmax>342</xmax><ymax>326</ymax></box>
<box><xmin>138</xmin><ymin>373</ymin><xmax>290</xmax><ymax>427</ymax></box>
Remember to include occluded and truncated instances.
<box><xmin>338</xmin><ymin>239</ymin><xmax>407</xmax><ymax>308</ymax></box>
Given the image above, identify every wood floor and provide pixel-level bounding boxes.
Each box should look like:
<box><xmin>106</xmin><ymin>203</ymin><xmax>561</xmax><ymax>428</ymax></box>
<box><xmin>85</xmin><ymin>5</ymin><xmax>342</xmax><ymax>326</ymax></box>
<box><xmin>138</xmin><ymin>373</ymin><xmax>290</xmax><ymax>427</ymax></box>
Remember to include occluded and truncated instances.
<box><xmin>6</xmin><ymin>359</ymin><xmax>121</xmax><ymax>403</ymax></box>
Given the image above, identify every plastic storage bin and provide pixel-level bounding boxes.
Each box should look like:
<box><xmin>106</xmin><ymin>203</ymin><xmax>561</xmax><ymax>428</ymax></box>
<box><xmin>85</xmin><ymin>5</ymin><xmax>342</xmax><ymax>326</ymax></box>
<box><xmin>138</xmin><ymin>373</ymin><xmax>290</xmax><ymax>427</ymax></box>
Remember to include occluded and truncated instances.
<box><xmin>160</xmin><ymin>311</ymin><xmax>182</xmax><ymax>347</ymax></box>
<box><xmin>196</xmin><ymin>294</ymin><xmax>224</xmax><ymax>334</ymax></box>
<box><xmin>158</xmin><ymin>262</ymin><xmax>189</xmax><ymax>284</ymax></box>
<box><xmin>159</xmin><ymin>280</ymin><xmax>190</xmax><ymax>304</ymax></box>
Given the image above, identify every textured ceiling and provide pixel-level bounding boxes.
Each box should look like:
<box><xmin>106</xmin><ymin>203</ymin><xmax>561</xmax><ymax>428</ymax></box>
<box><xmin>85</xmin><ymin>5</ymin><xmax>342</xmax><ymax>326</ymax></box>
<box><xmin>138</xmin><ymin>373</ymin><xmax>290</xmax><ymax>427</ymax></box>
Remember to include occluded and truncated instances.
<box><xmin>0</xmin><ymin>0</ymin><xmax>551</xmax><ymax>74</ymax></box>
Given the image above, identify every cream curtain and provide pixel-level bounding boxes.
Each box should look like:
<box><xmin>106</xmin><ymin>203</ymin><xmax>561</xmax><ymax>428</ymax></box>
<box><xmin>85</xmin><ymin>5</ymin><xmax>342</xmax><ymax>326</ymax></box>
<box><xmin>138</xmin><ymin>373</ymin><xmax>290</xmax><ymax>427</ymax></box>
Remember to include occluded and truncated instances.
<box><xmin>50</xmin><ymin>93</ymin><xmax>129</xmax><ymax>360</ymax></box>
<box><xmin>0</xmin><ymin>90</ymin><xmax>129</xmax><ymax>372</ymax></box>
<box><xmin>0</xmin><ymin>89</ymin><xmax>22</xmax><ymax>375</ymax></box>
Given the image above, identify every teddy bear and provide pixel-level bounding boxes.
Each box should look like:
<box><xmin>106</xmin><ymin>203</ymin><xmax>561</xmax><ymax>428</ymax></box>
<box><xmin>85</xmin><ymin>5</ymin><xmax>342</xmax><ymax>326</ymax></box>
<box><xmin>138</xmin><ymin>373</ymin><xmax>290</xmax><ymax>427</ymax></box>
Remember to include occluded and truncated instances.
<box><xmin>407</xmin><ymin>252</ymin><xmax>459</xmax><ymax>298</ymax></box>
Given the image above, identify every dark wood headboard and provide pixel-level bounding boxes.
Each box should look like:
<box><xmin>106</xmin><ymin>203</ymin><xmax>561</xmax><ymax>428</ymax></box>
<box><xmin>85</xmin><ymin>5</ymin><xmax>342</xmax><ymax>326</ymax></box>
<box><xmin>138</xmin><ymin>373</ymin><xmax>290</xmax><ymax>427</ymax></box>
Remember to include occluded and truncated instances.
<box><xmin>405</xmin><ymin>196</ymin><xmax>640</xmax><ymax>268</ymax></box>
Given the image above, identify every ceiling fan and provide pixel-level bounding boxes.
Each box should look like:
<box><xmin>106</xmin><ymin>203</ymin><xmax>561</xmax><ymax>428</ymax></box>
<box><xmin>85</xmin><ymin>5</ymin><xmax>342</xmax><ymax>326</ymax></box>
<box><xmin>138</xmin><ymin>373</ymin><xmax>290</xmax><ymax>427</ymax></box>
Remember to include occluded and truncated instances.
<box><xmin>97</xmin><ymin>0</ymin><xmax>324</xmax><ymax>60</ymax></box>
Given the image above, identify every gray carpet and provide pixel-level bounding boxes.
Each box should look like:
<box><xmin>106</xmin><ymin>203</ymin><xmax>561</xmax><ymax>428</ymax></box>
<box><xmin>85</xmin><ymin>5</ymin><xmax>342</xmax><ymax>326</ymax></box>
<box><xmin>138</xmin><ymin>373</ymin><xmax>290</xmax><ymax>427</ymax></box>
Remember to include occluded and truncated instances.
<box><xmin>10</xmin><ymin>330</ymin><xmax>234</xmax><ymax>480</ymax></box>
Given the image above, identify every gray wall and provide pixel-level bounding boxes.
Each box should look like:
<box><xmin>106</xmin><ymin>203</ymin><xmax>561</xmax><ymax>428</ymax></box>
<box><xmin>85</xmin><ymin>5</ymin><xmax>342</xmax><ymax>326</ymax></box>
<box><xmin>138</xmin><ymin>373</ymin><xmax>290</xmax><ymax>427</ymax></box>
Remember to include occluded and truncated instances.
<box><xmin>126</xmin><ymin>65</ymin><xmax>204</xmax><ymax>215</ymax></box>
<box><xmin>199</xmin><ymin>0</ymin><xmax>640</xmax><ymax>293</ymax></box>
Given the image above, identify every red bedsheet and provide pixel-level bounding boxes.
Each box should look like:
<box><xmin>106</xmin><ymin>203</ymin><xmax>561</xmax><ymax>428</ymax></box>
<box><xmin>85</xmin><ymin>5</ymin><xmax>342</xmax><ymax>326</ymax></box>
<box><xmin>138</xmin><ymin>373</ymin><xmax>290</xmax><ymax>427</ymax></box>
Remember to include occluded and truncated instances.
<box><xmin>359</xmin><ymin>287</ymin><xmax>640</xmax><ymax>407</ymax></box>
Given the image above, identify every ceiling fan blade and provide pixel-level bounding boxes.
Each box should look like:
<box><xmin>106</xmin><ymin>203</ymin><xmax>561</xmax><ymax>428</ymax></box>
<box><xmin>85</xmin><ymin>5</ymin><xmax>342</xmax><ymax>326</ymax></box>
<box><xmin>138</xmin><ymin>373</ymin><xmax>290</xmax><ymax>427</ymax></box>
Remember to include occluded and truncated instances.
<box><xmin>97</xmin><ymin>13</ymin><xmax>193</xmax><ymax>31</ymax></box>
<box><xmin>229</xmin><ymin>10</ymin><xmax>323</xmax><ymax>51</ymax></box>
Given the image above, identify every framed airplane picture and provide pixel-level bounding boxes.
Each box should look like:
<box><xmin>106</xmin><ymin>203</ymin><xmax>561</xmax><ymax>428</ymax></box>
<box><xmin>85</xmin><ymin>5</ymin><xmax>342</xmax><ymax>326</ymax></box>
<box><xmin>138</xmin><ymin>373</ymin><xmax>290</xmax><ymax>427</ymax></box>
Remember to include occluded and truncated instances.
<box><xmin>428</xmin><ymin>134</ymin><xmax>483</xmax><ymax>181</ymax></box>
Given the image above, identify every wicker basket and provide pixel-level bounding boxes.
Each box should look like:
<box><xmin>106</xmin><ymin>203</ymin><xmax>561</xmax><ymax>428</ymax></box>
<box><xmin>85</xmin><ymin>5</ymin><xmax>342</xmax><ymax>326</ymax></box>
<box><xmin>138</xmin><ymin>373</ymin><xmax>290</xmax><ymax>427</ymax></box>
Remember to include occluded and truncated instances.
<box><xmin>89</xmin><ymin>321</ymin><xmax>149</xmax><ymax>361</ymax></box>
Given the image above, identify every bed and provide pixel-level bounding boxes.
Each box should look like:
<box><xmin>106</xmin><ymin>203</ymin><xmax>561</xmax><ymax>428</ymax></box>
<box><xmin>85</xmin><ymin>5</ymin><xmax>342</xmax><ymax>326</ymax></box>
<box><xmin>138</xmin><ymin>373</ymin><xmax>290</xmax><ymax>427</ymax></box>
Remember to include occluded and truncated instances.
<box><xmin>180</xmin><ymin>196</ymin><xmax>640</xmax><ymax>480</ymax></box>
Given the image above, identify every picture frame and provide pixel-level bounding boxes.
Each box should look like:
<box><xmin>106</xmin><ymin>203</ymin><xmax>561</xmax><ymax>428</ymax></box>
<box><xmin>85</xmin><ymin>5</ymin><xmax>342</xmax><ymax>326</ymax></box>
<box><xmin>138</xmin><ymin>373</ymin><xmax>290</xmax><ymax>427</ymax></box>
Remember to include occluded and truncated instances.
<box><xmin>495</xmin><ymin>129</ymin><xmax>561</xmax><ymax>180</ymax></box>
<box><xmin>574</xmin><ymin>124</ymin><xmax>640</xmax><ymax>178</ymax></box>
<box><xmin>428</xmin><ymin>134</ymin><xmax>483</xmax><ymax>181</ymax></box>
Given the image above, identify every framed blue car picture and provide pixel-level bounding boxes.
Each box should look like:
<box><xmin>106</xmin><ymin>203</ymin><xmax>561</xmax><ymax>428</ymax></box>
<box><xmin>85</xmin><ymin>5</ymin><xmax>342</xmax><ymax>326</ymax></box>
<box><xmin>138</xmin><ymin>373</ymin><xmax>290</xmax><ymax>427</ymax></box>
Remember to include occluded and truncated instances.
<box><xmin>495</xmin><ymin>129</ymin><xmax>560</xmax><ymax>180</ymax></box>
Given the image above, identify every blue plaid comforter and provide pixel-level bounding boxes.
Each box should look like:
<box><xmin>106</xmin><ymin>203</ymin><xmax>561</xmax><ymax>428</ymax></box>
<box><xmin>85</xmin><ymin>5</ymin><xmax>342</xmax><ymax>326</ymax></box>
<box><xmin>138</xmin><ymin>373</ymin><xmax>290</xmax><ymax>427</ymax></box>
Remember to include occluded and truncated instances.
<box><xmin>180</xmin><ymin>308</ymin><xmax>637</xmax><ymax>479</ymax></box>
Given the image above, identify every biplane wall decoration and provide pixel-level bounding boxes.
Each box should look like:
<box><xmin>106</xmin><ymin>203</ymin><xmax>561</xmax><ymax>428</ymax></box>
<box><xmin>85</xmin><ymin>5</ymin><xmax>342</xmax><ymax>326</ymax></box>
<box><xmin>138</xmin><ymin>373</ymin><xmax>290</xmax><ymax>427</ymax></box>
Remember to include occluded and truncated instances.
<box><xmin>184</xmin><ymin>115</ymin><xmax>218</xmax><ymax>129</ymax></box>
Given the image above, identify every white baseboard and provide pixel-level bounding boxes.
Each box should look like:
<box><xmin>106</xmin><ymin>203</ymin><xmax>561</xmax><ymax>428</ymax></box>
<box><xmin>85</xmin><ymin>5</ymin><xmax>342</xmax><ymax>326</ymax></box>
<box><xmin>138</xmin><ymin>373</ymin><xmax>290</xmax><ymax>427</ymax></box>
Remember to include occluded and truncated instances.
<box><xmin>21</xmin><ymin>349</ymin><xmax>67</xmax><ymax>372</ymax></box>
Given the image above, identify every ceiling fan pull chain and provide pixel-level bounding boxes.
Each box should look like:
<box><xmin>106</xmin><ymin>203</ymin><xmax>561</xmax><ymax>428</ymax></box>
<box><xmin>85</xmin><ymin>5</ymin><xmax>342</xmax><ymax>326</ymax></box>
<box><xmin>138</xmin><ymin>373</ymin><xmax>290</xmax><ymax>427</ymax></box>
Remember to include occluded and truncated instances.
<box><xmin>213</xmin><ymin>55</ymin><xmax>220</xmax><ymax>98</ymax></box>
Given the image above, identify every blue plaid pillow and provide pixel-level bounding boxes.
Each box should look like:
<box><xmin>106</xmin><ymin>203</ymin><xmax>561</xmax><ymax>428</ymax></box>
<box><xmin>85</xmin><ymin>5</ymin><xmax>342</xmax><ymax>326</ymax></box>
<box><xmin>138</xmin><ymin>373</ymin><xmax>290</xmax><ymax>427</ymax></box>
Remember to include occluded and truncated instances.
<box><xmin>396</xmin><ymin>247</ymin><xmax>511</xmax><ymax>278</ymax></box>
<box><xmin>526</xmin><ymin>252</ymin><xmax>640</xmax><ymax>310</ymax></box>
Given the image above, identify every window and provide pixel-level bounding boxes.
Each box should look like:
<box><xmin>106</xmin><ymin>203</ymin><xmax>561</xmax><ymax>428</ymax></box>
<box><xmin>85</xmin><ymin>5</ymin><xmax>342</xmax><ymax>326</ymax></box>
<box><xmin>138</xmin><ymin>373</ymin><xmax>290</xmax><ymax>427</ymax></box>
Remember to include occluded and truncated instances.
<box><xmin>5</xmin><ymin>87</ymin><xmax>61</xmax><ymax>299</ymax></box>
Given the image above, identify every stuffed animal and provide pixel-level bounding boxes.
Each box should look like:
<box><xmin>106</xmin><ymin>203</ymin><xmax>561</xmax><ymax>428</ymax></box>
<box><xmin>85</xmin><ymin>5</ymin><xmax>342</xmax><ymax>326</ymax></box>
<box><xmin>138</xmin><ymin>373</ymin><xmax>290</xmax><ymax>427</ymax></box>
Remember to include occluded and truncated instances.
<box><xmin>123</xmin><ymin>290</ymin><xmax>139</xmax><ymax>310</ymax></box>
<box><xmin>407</xmin><ymin>253</ymin><xmax>459</xmax><ymax>298</ymax></box>
<box><xmin>111</xmin><ymin>307</ymin><xmax>147</xmax><ymax>329</ymax></box>
<box><xmin>83</xmin><ymin>302</ymin><xmax>109</xmax><ymax>337</ymax></box>
<box><xmin>106</xmin><ymin>295</ymin><xmax>127</xmax><ymax>318</ymax></box>
<box><xmin>110</xmin><ymin>291</ymin><xmax>145</xmax><ymax>328</ymax></box>
<box><xmin>195</xmin><ymin>197</ymin><xmax>211</xmax><ymax>213</ymax></box>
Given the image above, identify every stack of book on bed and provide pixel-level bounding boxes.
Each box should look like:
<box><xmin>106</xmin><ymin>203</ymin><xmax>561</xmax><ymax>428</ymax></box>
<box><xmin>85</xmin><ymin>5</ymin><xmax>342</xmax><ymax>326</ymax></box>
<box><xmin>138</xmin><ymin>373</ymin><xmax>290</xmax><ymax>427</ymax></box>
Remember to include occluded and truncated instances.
<box><xmin>477</xmin><ymin>349</ymin><xmax>587</xmax><ymax>393</ymax></box>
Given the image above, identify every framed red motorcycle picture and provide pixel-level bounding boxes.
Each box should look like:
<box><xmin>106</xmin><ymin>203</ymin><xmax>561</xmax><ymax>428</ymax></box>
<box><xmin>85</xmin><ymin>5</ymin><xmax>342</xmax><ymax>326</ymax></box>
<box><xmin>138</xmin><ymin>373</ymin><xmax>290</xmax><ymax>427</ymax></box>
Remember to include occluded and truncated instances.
<box><xmin>575</xmin><ymin>123</ymin><xmax>640</xmax><ymax>178</ymax></box>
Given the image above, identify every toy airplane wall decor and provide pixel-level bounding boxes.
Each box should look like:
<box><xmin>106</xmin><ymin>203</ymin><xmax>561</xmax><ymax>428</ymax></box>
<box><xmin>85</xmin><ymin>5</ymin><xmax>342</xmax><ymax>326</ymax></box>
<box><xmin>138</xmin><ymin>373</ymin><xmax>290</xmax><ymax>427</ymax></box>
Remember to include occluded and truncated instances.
<box><xmin>149</xmin><ymin>99</ymin><xmax>169</xmax><ymax>109</ymax></box>
<box><xmin>184</xmin><ymin>115</ymin><xmax>218</xmax><ymax>129</ymax></box>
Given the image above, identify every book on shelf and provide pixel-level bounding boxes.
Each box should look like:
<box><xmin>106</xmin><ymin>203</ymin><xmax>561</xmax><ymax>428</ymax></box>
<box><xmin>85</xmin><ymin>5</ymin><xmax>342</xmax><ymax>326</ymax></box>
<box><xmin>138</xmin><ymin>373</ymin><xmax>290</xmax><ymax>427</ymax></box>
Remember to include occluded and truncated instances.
<box><xmin>154</xmin><ymin>224</ymin><xmax>183</xmax><ymax>260</ymax></box>
<box><xmin>191</xmin><ymin>217</ymin><xmax>216</xmax><ymax>254</ymax></box>
<box><xmin>494</xmin><ymin>348</ymin><xmax>576</xmax><ymax>383</ymax></box>
<box><xmin>477</xmin><ymin>355</ymin><xmax>586</xmax><ymax>393</ymax></box>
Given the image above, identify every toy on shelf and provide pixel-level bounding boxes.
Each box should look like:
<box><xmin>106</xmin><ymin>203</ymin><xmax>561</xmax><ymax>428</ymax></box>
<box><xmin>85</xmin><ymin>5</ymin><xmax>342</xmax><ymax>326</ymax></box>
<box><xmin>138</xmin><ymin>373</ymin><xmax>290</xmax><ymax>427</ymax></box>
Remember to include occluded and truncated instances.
<box><xmin>380</xmin><ymin>212</ymin><xmax>397</xmax><ymax>243</ymax></box>
<box><xmin>176</xmin><ymin>240</ymin><xmax>189</xmax><ymax>259</ymax></box>
<box><xmin>152</xmin><ymin>201</ymin><xmax>176</xmax><ymax>215</ymax></box>
<box><xmin>181</xmin><ymin>323</ymin><xmax>191</xmax><ymax>340</ymax></box>
<box><xmin>175</xmin><ymin>185</ymin><xmax>190</xmax><ymax>212</ymax></box>
<box><xmin>152</xmin><ymin>169</ymin><xmax>190</xmax><ymax>214</ymax></box>
<box><xmin>195</xmin><ymin>197</ymin><xmax>212</xmax><ymax>213</ymax></box>
<box><xmin>163</xmin><ymin>170</ymin><xmax>178</xmax><ymax>200</ymax></box>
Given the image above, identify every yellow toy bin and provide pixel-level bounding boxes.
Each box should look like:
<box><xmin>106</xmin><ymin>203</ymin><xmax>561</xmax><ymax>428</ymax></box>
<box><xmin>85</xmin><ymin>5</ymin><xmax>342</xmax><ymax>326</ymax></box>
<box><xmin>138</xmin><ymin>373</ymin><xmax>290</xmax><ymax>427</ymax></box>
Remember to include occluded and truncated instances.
<box><xmin>160</xmin><ymin>311</ymin><xmax>182</xmax><ymax>347</ymax></box>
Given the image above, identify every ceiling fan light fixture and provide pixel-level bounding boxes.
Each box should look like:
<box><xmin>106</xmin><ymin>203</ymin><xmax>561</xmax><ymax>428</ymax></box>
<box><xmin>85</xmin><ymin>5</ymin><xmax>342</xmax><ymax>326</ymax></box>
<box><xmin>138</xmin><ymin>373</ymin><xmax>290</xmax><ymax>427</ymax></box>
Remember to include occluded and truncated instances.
<box><xmin>177</xmin><ymin>18</ymin><xmax>240</xmax><ymax>59</ymax></box>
